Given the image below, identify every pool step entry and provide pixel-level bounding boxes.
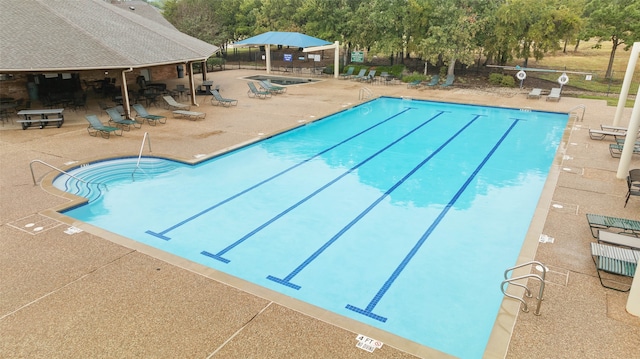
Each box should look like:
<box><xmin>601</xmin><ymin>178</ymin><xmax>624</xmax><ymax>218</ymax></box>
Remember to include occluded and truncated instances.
<box><xmin>501</xmin><ymin>261</ymin><xmax>547</xmax><ymax>315</ymax></box>
<box><xmin>359</xmin><ymin>87</ymin><xmax>373</xmax><ymax>100</ymax></box>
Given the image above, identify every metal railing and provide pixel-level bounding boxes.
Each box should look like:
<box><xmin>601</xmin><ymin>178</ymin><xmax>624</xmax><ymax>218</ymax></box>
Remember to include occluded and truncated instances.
<box><xmin>29</xmin><ymin>159</ymin><xmax>107</xmax><ymax>191</ymax></box>
<box><xmin>568</xmin><ymin>104</ymin><xmax>586</xmax><ymax>121</ymax></box>
<box><xmin>501</xmin><ymin>261</ymin><xmax>547</xmax><ymax>315</ymax></box>
<box><xmin>359</xmin><ymin>87</ymin><xmax>373</xmax><ymax>101</ymax></box>
<box><xmin>132</xmin><ymin>132</ymin><xmax>151</xmax><ymax>181</ymax></box>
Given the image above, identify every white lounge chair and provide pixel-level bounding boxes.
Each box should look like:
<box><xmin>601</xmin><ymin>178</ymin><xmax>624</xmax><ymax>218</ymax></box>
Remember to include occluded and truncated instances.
<box><xmin>546</xmin><ymin>87</ymin><xmax>561</xmax><ymax>102</ymax></box>
<box><xmin>162</xmin><ymin>95</ymin><xmax>190</xmax><ymax>111</ymax></box>
<box><xmin>527</xmin><ymin>88</ymin><xmax>542</xmax><ymax>99</ymax></box>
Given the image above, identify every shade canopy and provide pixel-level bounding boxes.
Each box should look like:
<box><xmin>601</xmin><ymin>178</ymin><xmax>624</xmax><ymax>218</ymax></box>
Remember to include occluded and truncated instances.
<box><xmin>233</xmin><ymin>31</ymin><xmax>332</xmax><ymax>48</ymax></box>
<box><xmin>0</xmin><ymin>0</ymin><xmax>218</xmax><ymax>72</ymax></box>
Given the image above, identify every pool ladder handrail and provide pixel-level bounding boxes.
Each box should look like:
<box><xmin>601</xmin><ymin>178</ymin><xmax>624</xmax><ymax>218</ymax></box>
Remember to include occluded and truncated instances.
<box><xmin>29</xmin><ymin>159</ymin><xmax>108</xmax><ymax>192</ymax></box>
<box><xmin>568</xmin><ymin>104</ymin><xmax>586</xmax><ymax>121</ymax></box>
<box><xmin>132</xmin><ymin>132</ymin><xmax>152</xmax><ymax>181</ymax></box>
<box><xmin>501</xmin><ymin>260</ymin><xmax>547</xmax><ymax>315</ymax></box>
<box><xmin>359</xmin><ymin>87</ymin><xmax>373</xmax><ymax>101</ymax></box>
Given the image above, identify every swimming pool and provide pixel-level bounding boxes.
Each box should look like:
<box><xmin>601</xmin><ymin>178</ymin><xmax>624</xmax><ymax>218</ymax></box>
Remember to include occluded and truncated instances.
<box><xmin>55</xmin><ymin>97</ymin><xmax>568</xmax><ymax>358</ymax></box>
<box><xmin>244</xmin><ymin>74</ymin><xmax>319</xmax><ymax>85</ymax></box>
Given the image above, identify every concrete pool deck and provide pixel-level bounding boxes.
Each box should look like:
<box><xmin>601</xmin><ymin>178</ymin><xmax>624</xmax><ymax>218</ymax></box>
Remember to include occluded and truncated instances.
<box><xmin>1</xmin><ymin>69</ymin><xmax>639</xmax><ymax>358</ymax></box>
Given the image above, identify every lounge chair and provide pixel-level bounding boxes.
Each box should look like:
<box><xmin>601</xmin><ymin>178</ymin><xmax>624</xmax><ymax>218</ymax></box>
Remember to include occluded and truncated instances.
<box><xmin>589</xmin><ymin>127</ymin><xmax>639</xmax><ymax>140</ymax></box>
<box><xmin>85</xmin><ymin>114</ymin><xmax>122</xmax><ymax>139</ymax></box>
<box><xmin>132</xmin><ymin>104</ymin><xmax>167</xmax><ymax>125</ymax></box>
<box><xmin>258</xmin><ymin>80</ymin><xmax>286</xmax><ymax>94</ymax></box>
<box><xmin>358</xmin><ymin>70</ymin><xmax>376</xmax><ymax>83</ymax></box>
<box><xmin>586</xmin><ymin>213</ymin><xmax>640</xmax><ymax>238</ymax></box>
<box><xmin>210</xmin><ymin>90</ymin><xmax>238</xmax><ymax>107</ymax></box>
<box><xmin>421</xmin><ymin>75</ymin><xmax>440</xmax><ymax>89</ymax></box>
<box><xmin>598</xmin><ymin>231</ymin><xmax>640</xmax><ymax>249</ymax></box>
<box><xmin>162</xmin><ymin>95</ymin><xmax>191</xmax><ymax>111</ymax></box>
<box><xmin>339</xmin><ymin>67</ymin><xmax>355</xmax><ymax>80</ymax></box>
<box><xmin>407</xmin><ymin>80</ymin><xmax>421</xmax><ymax>89</ymax></box>
<box><xmin>247</xmin><ymin>82</ymin><xmax>271</xmax><ymax>99</ymax></box>
<box><xmin>105</xmin><ymin>107</ymin><xmax>141</xmax><ymax>131</ymax></box>
<box><xmin>609</xmin><ymin>143</ymin><xmax>640</xmax><ymax>158</ymax></box>
<box><xmin>590</xmin><ymin>242</ymin><xmax>640</xmax><ymax>291</ymax></box>
<box><xmin>441</xmin><ymin>74</ymin><xmax>455</xmax><ymax>87</ymax></box>
<box><xmin>527</xmin><ymin>88</ymin><xmax>542</xmax><ymax>99</ymax></box>
<box><xmin>351</xmin><ymin>69</ymin><xmax>367</xmax><ymax>81</ymax></box>
<box><xmin>546</xmin><ymin>87</ymin><xmax>561</xmax><ymax>101</ymax></box>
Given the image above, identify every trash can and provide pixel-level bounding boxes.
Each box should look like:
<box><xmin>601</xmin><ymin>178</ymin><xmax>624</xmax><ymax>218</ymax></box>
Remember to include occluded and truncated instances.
<box><xmin>27</xmin><ymin>82</ymin><xmax>38</xmax><ymax>101</ymax></box>
<box><xmin>177</xmin><ymin>65</ymin><xmax>184</xmax><ymax>78</ymax></box>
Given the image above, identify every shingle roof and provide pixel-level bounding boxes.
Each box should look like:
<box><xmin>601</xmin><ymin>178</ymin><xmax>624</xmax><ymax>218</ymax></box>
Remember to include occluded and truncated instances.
<box><xmin>0</xmin><ymin>0</ymin><xmax>219</xmax><ymax>72</ymax></box>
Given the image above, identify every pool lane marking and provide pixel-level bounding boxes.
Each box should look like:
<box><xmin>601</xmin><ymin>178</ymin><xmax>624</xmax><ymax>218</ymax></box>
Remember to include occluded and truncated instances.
<box><xmin>201</xmin><ymin>111</ymin><xmax>448</xmax><ymax>263</ymax></box>
<box><xmin>266</xmin><ymin>115</ymin><xmax>483</xmax><ymax>290</ymax></box>
<box><xmin>345</xmin><ymin>118</ymin><xmax>521</xmax><ymax>323</ymax></box>
<box><xmin>145</xmin><ymin>107</ymin><xmax>417</xmax><ymax>240</ymax></box>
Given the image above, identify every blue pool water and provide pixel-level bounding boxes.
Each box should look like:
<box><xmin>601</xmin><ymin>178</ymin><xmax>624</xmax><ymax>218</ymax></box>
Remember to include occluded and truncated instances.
<box><xmin>55</xmin><ymin>97</ymin><xmax>568</xmax><ymax>358</ymax></box>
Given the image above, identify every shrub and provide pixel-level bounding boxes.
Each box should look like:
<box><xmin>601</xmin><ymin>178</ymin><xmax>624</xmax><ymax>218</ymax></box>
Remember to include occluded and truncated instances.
<box><xmin>489</xmin><ymin>73</ymin><xmax>503</xmax><ymax>85</ymax></box>
<box><xmin>488</xmin><ymin>73</ymin><xmax>516</xmax><ymax>87</ymax></box>
<box><xmin>402</xmin><ymin>73</ymin><xmax>428</xmax><ymax>83</ymax></box>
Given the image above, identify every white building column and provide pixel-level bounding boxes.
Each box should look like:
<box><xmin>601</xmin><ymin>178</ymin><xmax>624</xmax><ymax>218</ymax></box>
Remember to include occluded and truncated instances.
<box><xmin>613</xmin><ymin>42</ymin><xmax>640</xmax><ymax>127</ymax></box>
<box><xmin>266</xmin><ymin>44</ymin><xmax>271</xmax><ymax>74</ymax></box>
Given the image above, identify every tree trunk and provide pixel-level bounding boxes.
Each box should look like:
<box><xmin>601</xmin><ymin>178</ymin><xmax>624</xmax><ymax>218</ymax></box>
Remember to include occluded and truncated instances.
<box><xmin>573</xmin><ymin>39</ymin><xmax>580</xmax><ymax>52</ymax></box>
<box><xmin>605</xmin><ymin>38</ymin><xmax>619</xmax><ymax>79</ymax></box>
<box><xmin>563</xmin><ymin>39</ymin><xmax>567</xmax><ymax>53</ymax></box>
<box><xmin>447</xmin><ymin>57</ymin><xmax>456</xmax><ymax>76</ymax></box>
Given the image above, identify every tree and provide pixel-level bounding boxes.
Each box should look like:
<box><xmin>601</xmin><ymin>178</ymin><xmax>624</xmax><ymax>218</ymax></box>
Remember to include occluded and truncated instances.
<box><xmin>583</xmin><ymin>0</ymin><xmax>640</xmax><ymax>79</ymax></box>
<box><xmin>416</xmin><ymin>0</ymin><xmax>483</xmax><ymax>76</ymax></box>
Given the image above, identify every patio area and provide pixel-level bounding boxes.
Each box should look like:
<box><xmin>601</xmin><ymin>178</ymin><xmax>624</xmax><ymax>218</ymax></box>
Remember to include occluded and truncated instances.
<box><xmin>1</xmin><ymin>69</ymin><xmax>639</xmax><ymax>358</ymax></box>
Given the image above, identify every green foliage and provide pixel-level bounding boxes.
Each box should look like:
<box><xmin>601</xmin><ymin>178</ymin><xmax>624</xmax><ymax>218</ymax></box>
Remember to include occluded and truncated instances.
<box><xmin>373</xmin><ymin>65</ymin><xmax>405</xmax><ymax>78</ymax></box>
<box><xmin>488</xmin><ymin>73</ymin><xmax>516</xmax><ymax>87</ymax></box>
<box><xmin>401</xmin><ymin>73</ymin><xmax>428</xmax><ymax>83</ymax></box>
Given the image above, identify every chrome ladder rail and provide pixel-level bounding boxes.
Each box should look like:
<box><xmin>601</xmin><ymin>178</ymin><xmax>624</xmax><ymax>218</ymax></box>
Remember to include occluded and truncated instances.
<box><xmin>29</xmin><ymin>159</ymin><xmax>107</xmax><ymax>192</ymax></box>
<box><xmin>359</xmin><ymin>87</ymin><xmax>373</xmax><ymax>101</ymax></box>
<box><xmin>132</xmin><ymin>132</ymin><xmax>152</xmax><ymax>181</ymax></box>
<box><xmin>501</xmin><ymin>261</ymin><xmax>547</xmax><ymax>315</ymax></box>
<box><xmin>567</xmin><ymin>104</ymin><xmax>586</xmax><ymax>121</ymax></box>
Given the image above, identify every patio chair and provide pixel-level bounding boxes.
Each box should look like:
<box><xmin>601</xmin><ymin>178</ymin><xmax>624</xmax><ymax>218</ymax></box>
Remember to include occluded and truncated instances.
<box><xmin>85</xmin><ymin>114</ymin><xmax>122</xmax><ymax>139</ymax></box>
<box><xmin>339</xmin><ymin>66</ymin><xmax>355</xmax><ymax>80</ymax></box>
<box><xmin>358</xmin><ymin>70</ymin><xmax>376</xmax><ymax>83</ymax></box>
<box><xmin>247</xmin><ymin>82</ymin><xmax>271</xmax><ymax>99</ymax></box>
<box><xmin>441</xmin><ymin>74</ymin><xmax>455</xmax><ymax>87</ymax></box>
<box><xmin>162</xmin><ymin>95</ymin><xmax>191</xmax><ymax>111</ymax></box>
<box><xmin>590</xmin><ymin>242</ymin><xmax>640</xmax><ymax>291</ymax></box>
<box><xmin>210</xmin><ymin>90</ymin><xmax>238</xmax><ymax>107</ymax></box>
<box><xmin>132</xmin><ymin>104</ymin><xmax>167</xmax><ymax>125</ymax></box>
<box><xmin>625</xmin><ymin>169</ymin><xmax>640</xmax><ymax>207</ymax></box>
<box><xmin>590</xmin><ymin>127</ymin><xmax>638</xmax><ymax>140</ymax></box>
<box><xmin>586</xmin><ymin>213</ymin><xmax>640</xmax><ymax>238</ymax></box>
<box><xmin>421</xmin><ymin>75</ymin><xmax>440</xmax><ymax>89</ymax></box>
<box><xmin>598</xmin><ymin>231</ymin><xmax>640</xmax><ymax>250</ymax></box>
<box><xmin>258</xmin><ymin>80</ymin><xmax>286</xmax><ymax>94</ymax></box>
<box><xmin>609</xmin><ymin>143</ymin><xmax>640</xmax><ymax>158</ymax></box>
<box><xmin>105</xmin><ymin>107</ymin><xmax>141</xmax><ymax>131</ymax></box>
<box><xmin>527</xmin><ymin>88</ymin><xmax>542</xmax><ymax>99</ymax></box>
<box><xmin>351</xmin><ymin>69</ymin><xmax>367</xmax><ymax>81</ymax></box>
<box><xmin>546</xmin><ymin>87</ymin><xmax>561</xmax><ymax>101</ymax></box>
<box><xmin>406</xmin><ymin>80</ymin><xmax>422</xmax><ymax>89</ymax></box>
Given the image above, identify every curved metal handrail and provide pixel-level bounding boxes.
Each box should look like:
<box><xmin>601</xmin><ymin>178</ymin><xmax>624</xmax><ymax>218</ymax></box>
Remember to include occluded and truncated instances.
<box><xmin>502</xmin><ymin>260</ymin><xmax>547</xmax><ymax>315</ymax></box>
<box><xmin>132</xmin><ymin>132</ymin><xmax>152</xmax><ymax>181</ymax></box>
<box><xmin>567</xmin><ymin>104</ymin><xmax>586</xmax><ymax>121</ymax></box>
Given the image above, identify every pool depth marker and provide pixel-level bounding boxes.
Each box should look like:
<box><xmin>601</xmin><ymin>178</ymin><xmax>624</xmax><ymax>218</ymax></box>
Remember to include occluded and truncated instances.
<box><xmin>201</xmin><ymin>111</ymin><xmax>447</xmax><ymax>263</ymax></box>
<box><xmin>145</xmin><ymin>107</ymin><xmax>416</xmax><ymax>240</ymax></box>
<box><xmin>345</xmin><ymin>118</ymin><xmax>521</xmax><ymax>323</ymax></box>
<box><xmin>266</xmin><ymin>114</ymin><xmax>483</xmax><ymax>290</ymax></box>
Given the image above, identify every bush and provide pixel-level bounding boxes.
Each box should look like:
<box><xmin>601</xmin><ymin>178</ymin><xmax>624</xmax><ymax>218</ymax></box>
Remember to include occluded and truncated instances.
<box><xmin>488</xmin><ymin>73</ymin><xmax>516</xmax><ymax>87</ymax></box>
<box><xmin>402</xmin><ymin>73</ymin><xmax>428</xmax><ymax>83</ymax></box>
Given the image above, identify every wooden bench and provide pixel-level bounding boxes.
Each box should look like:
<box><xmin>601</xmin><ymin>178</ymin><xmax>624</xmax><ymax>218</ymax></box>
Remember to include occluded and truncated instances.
<box><xmin>172</xmin><ymin>110</ymin><xmax>205</xmax><ymax>121</ymax></box>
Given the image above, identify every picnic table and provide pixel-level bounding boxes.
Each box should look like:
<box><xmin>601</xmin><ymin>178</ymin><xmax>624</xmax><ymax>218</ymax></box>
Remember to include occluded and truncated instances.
<box><xmin>17</xmin><ymin>108</ymin><xmax>64</xmax><ymax>130</ymax></box>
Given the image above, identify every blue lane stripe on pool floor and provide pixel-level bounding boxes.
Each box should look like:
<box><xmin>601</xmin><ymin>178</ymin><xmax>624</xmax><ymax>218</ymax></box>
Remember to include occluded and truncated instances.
<box><xmin>266</xmin><ymin>114</ymin><xmax>483</xmax><ymax>290</ymax></box>
<box><xmin>200</xmin><ymin>110</ymin><xmax>448</xmax><ymax>263</ymax></box>
<box><xmin>145</xmin><ymin>107</ymin><xmax>416</xmax><ymax>241</ymax></box>
<box><xmin>345</xmin><ymin>118</ymin><xmax>521</xmax><ymax>323</ymax></box>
